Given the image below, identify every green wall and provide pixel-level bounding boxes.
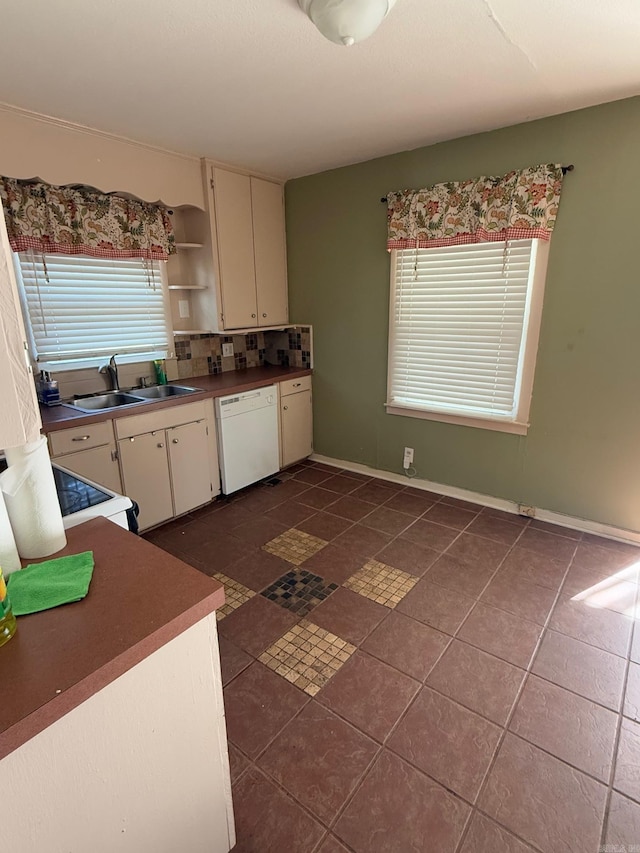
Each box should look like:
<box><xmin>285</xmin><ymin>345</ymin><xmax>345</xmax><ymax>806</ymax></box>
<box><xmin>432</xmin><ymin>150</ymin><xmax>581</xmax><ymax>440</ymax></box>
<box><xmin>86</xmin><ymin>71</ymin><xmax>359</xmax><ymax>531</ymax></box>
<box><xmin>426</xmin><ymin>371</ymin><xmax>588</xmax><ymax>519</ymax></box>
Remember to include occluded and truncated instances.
<box><xmin>285</xmin><ymin>97</ymin><xmax>640</xmax><ymax>532</ymax></box>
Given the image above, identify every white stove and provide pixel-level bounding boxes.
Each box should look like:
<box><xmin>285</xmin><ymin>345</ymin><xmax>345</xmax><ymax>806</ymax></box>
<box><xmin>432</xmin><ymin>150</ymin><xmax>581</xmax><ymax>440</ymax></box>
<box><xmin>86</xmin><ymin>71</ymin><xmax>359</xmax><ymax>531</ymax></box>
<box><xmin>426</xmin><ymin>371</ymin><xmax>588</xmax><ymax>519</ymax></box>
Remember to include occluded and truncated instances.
<box><xmin>0</xmin><ymin>457</ymin><xmax>136</xmax><ymax>532</ymax></box>
<box><xmin>52</xmin><ymin>463</ymin><xmax>135</xmax><ymax>531</ymax></box>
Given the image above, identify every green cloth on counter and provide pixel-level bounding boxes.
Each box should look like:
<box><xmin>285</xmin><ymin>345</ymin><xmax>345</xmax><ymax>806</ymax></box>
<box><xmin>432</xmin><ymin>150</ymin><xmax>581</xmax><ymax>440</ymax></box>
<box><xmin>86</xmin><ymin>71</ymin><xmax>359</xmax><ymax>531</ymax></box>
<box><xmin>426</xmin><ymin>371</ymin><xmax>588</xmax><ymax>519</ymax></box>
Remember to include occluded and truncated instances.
<box><xmin>7</xmin><ymin>551</ymin><xmax>95</xmax><ymax>616</ymax></box>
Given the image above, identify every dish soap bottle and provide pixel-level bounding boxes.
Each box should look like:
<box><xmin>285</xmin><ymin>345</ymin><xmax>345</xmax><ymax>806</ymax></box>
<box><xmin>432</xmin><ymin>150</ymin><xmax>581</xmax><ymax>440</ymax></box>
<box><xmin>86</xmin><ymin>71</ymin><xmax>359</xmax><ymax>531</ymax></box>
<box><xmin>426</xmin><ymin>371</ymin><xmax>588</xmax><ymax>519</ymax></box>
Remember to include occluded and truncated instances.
<box><xmin>153</xmin><ymin>359</ymin><xmax>167</xmax><ymax>386</ymax></box>
<box><xmin>0</xmin><ymin>568</ymin><xmax>17</xmax><ymax>647</ymax></box>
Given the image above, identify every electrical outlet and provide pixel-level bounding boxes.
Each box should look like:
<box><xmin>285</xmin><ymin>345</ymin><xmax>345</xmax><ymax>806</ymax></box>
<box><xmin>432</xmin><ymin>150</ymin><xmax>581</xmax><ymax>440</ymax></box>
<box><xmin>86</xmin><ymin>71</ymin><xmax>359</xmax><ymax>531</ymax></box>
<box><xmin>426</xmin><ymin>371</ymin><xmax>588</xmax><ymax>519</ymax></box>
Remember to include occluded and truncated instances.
<box><xmin>178</xmin><ymin>299</ymin><xmax>190</xmax><ymax>319</ymax></box>
<box><xmin>403</xmin><ymin>447</ymin><xmax>414</xmax><ymax>468</ymax></box>
<box><xmin>222</xmin><ymin>343</ymin><xmax>234</xmax><ymax>357</ymax></box>
<box><xmin>518</xmin><ymin>504</ymin><xmax>536</xmax><ymax>518</ymax></box>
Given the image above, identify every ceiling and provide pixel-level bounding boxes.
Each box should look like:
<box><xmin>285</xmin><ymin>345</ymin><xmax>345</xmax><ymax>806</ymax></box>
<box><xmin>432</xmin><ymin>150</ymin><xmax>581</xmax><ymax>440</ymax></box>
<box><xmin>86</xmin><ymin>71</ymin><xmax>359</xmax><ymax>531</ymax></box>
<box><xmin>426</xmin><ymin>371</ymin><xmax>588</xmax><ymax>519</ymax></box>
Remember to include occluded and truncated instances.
<box><xmin>1</xmin><ymin>0</ymin><xmax>639</xmax><ymax>179</ymax></box>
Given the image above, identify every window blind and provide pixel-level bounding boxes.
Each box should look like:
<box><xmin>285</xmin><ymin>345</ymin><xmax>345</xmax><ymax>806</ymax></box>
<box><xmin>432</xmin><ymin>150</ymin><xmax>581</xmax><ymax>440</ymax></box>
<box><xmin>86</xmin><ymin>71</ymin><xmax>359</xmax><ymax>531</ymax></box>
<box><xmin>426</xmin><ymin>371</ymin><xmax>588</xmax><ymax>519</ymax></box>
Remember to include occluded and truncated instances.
<box><xmin>388</xmin><ymin>239</ymin><xmax>537</xmax><ymax>421</ymax></box>
<box><xmin>15</xmin><ymin>253</ymin><xmax>171</xmax><ymax>363</ymax></box>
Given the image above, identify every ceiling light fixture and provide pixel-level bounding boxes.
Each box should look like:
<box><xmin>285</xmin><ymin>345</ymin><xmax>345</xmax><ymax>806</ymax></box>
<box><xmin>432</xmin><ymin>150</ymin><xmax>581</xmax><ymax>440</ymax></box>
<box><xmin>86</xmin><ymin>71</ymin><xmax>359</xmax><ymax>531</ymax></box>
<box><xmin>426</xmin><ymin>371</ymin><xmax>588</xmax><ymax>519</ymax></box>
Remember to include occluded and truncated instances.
<box><xmin>298</xmin><ymin>0</ymin><xmax>397</xmax><ymax>47</ymax></box>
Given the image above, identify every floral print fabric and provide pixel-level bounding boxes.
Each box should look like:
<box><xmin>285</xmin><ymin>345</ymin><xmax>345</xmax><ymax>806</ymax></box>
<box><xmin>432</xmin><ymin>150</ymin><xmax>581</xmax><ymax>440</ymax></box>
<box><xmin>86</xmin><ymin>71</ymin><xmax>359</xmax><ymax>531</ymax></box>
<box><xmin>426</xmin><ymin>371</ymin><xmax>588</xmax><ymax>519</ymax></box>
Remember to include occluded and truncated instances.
<box><xmin>0</xmin><ymin>177</ymin><xmax>176</xmax><ymax>260</ymax></box>
<box><xmin>387</xmin><ymin>164</ymin><xmax>564</xmax><ymax>250</ymax></box>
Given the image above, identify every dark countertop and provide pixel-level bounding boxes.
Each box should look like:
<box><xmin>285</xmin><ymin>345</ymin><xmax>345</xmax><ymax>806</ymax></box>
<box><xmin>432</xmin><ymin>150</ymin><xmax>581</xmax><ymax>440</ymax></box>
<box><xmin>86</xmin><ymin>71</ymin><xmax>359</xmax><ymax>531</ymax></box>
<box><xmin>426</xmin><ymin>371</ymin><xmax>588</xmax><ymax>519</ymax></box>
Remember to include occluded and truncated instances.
<box><xmin>0</xmin><ymin>518</ymin><xmax>225</xmax><ymax>760</ymax></box>
<box><xmin>40</xmin><ymin>365</ymin><xmax>312</xmax><ymax>432</ymax></box>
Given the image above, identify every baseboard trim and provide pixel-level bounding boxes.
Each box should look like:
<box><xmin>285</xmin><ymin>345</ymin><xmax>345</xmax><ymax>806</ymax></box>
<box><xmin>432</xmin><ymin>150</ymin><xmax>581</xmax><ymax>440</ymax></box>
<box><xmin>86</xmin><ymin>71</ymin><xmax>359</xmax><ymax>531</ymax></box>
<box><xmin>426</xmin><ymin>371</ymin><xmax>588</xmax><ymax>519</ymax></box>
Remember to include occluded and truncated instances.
<box><xmin>310</xmin><ymin>453</ymin><xmax>640</xmax><ymax>547</ymax></box>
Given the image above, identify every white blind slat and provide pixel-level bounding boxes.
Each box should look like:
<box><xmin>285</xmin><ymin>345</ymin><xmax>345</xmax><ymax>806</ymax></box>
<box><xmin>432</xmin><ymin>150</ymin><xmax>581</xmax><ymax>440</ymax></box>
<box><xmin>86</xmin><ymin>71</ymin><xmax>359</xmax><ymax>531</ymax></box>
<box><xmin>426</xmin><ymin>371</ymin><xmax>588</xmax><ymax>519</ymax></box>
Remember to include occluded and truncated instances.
<box><xmin>16</xmin><ymin>253</ymin><xmax>170</xmax><ymax>363</ymax></box>
<box><xmin>388</xmin><ymin>239</ymin><xmax>537</xmax><ymax>419</ymax></box>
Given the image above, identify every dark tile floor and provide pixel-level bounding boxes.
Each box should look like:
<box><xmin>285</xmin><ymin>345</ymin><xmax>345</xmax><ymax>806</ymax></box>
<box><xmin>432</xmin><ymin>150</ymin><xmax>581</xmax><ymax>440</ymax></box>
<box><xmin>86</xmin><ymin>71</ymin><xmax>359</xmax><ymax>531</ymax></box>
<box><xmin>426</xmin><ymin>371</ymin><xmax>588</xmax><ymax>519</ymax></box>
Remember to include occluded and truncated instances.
<box><xmin>145</xmin><ymin>460</ymin><xmax>640</xmax><ymax>853</ymax></box>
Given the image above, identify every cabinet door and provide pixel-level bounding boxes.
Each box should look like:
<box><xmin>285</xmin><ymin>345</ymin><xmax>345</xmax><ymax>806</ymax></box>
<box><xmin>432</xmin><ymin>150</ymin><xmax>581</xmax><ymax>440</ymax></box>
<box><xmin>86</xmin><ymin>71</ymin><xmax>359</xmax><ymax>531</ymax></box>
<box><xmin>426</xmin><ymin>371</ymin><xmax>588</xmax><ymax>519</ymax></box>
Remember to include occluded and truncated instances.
<box><xmin>167</xmin><ymin>420</ymin><xmax>212</xmax><ymax>516</ymax></box>
<box><xmin>118</xmin><ymin>432</ymin><xmax>173</xmax><ymax>531</ymax></box>
<box><xmin>251</xmin><ymin>177</ymin><xmax>288</xmax><ymax>327</ymax></box>
<box><xmin>56</xmin><ymin>445</ymin><xmax>122</xmax><ymax>494</ymax></box>
<box><xmin>213</xmin><ymin>168</ymin><xmax>258</xmax><ymax>329</ymax></box>
<box><xmin>280</xmin><ymin>390</ymin><xmax>313</xmax><ymax>468</ymax></box>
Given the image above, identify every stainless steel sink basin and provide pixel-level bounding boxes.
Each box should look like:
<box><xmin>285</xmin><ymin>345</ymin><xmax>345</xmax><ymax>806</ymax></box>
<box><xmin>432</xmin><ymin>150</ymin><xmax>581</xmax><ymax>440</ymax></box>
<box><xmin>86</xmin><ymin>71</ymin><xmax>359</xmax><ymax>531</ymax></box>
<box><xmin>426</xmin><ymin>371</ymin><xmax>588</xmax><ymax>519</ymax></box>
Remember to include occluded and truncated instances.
<box><xmin>63</xmin><ymin>392</ymin><xmax>145</xmax><ymax>412</ymax></box>
<box><xmin>131</xmin><ymin>385</ymin><xmax>200</xmax><ymax>399</ymax></box>
<box><xmin>61</xmin><ymin>385</ymin><xmax>200</xmax><ymax>412</ymax></box>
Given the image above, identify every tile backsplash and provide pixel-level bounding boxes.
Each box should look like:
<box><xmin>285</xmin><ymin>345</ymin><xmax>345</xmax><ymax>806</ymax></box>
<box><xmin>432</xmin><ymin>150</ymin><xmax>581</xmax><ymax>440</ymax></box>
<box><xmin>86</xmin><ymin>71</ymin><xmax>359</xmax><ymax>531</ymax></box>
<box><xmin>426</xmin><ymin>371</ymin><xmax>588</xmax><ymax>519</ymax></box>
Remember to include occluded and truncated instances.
<box><xmin>49</xmin><ymin>326</ymin><xmax>313</xmax><ymax>398</ymax></box>
<box><xmin>174</xmin><ymin>326</ymin><xmax>312</xmax><ymax>380</ymax></box>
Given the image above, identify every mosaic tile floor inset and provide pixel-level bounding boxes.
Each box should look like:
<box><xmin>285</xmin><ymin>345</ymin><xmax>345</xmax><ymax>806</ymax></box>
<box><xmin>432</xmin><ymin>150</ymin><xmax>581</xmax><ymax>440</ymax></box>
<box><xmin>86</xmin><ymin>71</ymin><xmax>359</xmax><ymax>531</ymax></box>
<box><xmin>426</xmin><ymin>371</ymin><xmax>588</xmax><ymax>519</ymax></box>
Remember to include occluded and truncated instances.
<box><xmin>259</xmin><ymin>620</ymin><xmax>357</xmax><ymax>696</ymax></box>
<box><xmin>212</xmin><ymin>572</ymin><xmax>256</xmax><ymax>620</ymax></box>
<box><xmin>262</xmin><ymin>528</ymin><xmax>328</xmax><ymax>566</ymax></box>
<box><xmin>344</xmin><ymin>559</ymin><xmax>419</xmax><ymax>608</ymax></box>
<box><xmin>262</xmin><ymin>570</ymin><xmax>339</xmax><ymax>616</ymax></box>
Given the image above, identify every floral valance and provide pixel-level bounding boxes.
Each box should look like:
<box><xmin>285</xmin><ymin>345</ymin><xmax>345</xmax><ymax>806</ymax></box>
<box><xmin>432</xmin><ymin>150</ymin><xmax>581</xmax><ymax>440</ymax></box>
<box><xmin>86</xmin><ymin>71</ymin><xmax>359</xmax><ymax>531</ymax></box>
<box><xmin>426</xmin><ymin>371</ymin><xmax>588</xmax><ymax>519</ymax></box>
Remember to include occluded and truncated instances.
<box><xmin>386</xmin><ymin>163</ymin><xmax>564</xmax><ymax>251</ymax></box>
<box><xmin>0</xmin><ymin>177</ymin><xmax>176</xmax><ymax>260</ymax></box>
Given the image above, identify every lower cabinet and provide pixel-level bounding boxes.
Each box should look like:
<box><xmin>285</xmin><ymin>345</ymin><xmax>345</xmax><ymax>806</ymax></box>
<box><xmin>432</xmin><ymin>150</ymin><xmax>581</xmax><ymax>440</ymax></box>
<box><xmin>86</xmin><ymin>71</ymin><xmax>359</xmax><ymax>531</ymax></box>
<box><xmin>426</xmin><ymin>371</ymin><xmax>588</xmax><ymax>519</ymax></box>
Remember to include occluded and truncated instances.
<box><xmin>48</xmin><ymin>376</ymin><xmax>315</xmax><ymax>531</ymax></box>
<box><xmin>55</xmin><ymin>444</ymin><xmax>122</xmax><ymax>494</ymax></box>
<box><xmin>116</xmin><ymin>399</ymin><xmax>219</xmax><ymax>531</ymax></box>
<box><xmin>2</xmin><ymin>610</ymin><xmax>235</xmax><ymax>853</ymax></box>
<box><xmin>167</xmin><ymin>420</ymin><xmax>213</xmax><ymax>517</ymax></box>
<box><xmin>118</xmin><ymin>431</ymin><xmax>175</xmax><ymax>530</ymax></box>
<box><xmin>48</xmin><ymin>421</ymin><xmax>122</xmax><ymax>493</ymax></box>
<box><xmin>280</xmin><ymin>376</ymin><xmax>313</xmax><ymax>468</ymax></box>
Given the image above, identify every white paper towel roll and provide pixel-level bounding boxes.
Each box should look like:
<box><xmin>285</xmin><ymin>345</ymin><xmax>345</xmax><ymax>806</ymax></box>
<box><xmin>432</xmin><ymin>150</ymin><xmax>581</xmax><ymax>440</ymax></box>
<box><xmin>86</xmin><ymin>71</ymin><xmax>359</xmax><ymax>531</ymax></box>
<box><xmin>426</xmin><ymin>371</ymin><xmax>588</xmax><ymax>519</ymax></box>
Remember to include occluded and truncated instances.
<box><xmin>1</xmin><ymin>436</ymin><xmax>66</xmax><ymax>559</ymax></box>
<box><xmin>0</xmin><ymin>489</ymin><xmax>20</xmax><ymax>575</ymax></box>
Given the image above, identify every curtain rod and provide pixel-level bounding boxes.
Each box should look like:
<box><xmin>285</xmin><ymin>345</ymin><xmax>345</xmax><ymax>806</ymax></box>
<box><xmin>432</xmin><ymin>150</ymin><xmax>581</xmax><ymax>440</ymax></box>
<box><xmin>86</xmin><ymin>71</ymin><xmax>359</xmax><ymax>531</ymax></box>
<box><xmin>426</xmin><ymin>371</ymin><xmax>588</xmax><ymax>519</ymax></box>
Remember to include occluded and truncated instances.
<box><xmin>379</xmin><ymin>164</ymin><xmax>574</xmax><ymax>203</ymax></box>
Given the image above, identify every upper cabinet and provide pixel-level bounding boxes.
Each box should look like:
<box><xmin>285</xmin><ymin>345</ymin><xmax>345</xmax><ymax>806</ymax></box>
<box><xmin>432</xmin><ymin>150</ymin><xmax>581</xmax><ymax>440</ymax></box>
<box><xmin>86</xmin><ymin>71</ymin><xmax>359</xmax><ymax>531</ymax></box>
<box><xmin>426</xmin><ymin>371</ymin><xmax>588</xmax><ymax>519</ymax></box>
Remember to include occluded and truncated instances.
<box><xmin>212</xmin><ymin>168</ymin><xmax>258</xmax><ymax>328</ymax></box>
<box><xmin>208</xmin><ymin>164</ymin><xmax>288</xmax><ymax>330</ymax></box>
<box><xmin>167</xmin><ymin>163</ymin><xmax>289</xmax><ymax>336</ymax></box>
<box><xmin>251</xmin><ymin>176</ymin><xmax>289</xmax><ymax>327</ymax></box>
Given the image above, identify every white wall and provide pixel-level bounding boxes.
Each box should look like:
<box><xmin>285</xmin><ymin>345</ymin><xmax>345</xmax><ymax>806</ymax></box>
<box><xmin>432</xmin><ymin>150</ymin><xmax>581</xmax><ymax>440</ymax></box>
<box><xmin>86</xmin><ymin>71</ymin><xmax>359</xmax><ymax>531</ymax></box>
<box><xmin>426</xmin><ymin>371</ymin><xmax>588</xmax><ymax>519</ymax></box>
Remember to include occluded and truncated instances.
<box><xmin>0</xmin><ymin>104</ymin><xmax>205</xmax><ymax>209</ymax></box>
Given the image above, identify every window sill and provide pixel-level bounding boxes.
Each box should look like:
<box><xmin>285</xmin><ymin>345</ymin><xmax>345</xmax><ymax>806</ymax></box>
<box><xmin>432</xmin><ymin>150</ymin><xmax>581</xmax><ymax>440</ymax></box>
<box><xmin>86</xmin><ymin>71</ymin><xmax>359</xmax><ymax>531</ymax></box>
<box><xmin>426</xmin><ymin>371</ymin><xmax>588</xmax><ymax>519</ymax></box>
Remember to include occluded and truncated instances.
<box><xmin>385</xmin><ymin>403</ymin><xmax>529</xmax><ymax>435</ymax></box>
<box><xmin>38</xmin><ymin>351</ymin><xmax>171</xmax><ymax>373</ymax></box>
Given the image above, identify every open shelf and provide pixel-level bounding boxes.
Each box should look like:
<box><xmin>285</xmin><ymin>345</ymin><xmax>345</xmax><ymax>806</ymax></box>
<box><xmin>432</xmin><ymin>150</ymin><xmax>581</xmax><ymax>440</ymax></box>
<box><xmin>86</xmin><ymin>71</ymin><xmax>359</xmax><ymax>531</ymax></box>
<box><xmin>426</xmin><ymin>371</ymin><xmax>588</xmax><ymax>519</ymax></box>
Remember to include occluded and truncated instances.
<box><xmin>173</xmin><ymin>330</ymin><xmax>211</xmax><ymax>336</ymax></box>
<box><xmin>175</xmin><ymin>242</ymin><xmax>204</xmax><ymax>250</ymax></box>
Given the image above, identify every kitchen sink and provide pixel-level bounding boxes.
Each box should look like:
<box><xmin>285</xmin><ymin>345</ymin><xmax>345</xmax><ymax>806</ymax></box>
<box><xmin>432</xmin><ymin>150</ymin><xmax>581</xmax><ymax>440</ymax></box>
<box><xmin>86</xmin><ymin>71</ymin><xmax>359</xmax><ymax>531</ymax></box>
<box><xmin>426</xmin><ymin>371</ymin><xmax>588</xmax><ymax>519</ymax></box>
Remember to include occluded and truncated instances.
<box><xmin>131</xmin><ymin>385</ymin><xmax>199</xmax><ymax>399</ymax></box>
<box><xmin>63</xmin><ymin>392</ymin><xmax>146</xmax><ymax>412</ymax></box>
<box><xmin>61</xmin><ymin>385</ymin><xmax>200</xmax><ymax>413</ymax></box>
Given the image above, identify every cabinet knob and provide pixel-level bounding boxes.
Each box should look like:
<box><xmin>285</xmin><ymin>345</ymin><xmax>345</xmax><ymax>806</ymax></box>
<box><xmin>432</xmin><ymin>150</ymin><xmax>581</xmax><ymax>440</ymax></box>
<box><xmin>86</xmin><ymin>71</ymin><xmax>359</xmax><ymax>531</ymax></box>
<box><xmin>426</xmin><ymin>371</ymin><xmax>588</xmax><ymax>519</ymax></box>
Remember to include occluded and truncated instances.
<box><xmin>251</xmin><ymin>313</ymin><xmax>256</xmax><ymax>318</ymax></box>
<box><xmin>157</xmin><ymin>442</ymin><xmax>164</xmax><ymax>448</ymax></box>
<box><xmin>283</xmin><ymin>405</ymin><xmax>288</xmax><ymax>411</ymax></box>
<box><xmin>172</xmin><ymin>438</ymin><xmax>179</xmax><ymax>444</ymax></box>
<box><xmin>262</xmin><ymin>313</ymin><xmax>267</xmax><ymax>318</ymax></box>
<box><xmin>72</xmin><ymin>435</ymin><xmax>91</xmax><ymax>442</ymax></box>
<box><xmin>293</xmin><ymin>382</ymin><xmax>301</xmax><ymax>387</ymax></box>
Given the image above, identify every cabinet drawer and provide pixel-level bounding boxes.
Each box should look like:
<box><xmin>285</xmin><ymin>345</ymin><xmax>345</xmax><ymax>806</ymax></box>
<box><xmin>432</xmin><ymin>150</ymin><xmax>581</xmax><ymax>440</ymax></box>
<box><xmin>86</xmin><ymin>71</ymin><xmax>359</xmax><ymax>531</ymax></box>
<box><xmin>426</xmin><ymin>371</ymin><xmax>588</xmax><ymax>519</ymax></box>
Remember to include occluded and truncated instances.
<box><xmin>115</xmin><ymin>400</ymin><xmax>208</xmax><ymax>440</ymax></box>
<box><xmin>49</xmin><ymin>421</ymin><xmax>114</xmax><ymax>457</ymax></box>
<box><xmin>280</xmin><ymin>375</ymin><xmax>312</xmax><ymax>397</ymax></box>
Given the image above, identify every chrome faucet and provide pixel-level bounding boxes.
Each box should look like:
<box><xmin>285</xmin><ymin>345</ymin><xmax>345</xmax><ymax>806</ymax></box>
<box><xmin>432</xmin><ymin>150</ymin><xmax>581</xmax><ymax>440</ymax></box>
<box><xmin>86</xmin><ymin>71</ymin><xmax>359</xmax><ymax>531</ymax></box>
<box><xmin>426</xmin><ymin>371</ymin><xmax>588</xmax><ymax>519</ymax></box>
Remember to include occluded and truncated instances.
<box><xmin>99</xmin><ymin>354</ymin><xmax>119</xmax><ymax>391</ymax></box>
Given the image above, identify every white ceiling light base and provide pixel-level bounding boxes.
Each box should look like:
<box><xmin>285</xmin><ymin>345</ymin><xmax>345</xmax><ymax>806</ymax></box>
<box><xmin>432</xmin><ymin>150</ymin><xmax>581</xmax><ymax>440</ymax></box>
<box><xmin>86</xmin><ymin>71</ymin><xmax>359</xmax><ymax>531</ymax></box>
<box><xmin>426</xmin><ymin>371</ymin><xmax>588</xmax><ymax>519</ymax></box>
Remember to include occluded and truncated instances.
<box><xmin>298</xmin><ymin>0</ymin><xmax>397</xmax><ymax>47</ymax></box>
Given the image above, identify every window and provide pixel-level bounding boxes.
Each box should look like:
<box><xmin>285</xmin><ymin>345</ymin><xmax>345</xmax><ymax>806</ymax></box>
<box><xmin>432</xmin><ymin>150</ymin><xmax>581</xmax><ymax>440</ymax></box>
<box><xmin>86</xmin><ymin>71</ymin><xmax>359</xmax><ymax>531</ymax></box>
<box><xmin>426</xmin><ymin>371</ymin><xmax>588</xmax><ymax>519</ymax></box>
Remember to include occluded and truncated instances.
<box><xmin>14</xmin><ymin>252</ymin><xmax>172</xmax><ymax>369</ymax></box>
<box><xmin>386</xmin><ymin>238</ymin><xmax>549</xmax><ymax>434</ymax></box>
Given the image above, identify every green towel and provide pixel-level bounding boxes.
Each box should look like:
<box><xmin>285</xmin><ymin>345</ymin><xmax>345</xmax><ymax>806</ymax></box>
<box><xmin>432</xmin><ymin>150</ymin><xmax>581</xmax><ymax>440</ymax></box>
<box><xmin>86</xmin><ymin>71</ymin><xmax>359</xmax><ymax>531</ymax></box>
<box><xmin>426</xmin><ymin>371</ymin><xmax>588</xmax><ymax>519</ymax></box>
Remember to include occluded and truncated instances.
<box><xmin>7</xmin><ymin>551</ymin><xmax>95</xmax><ymax>616</ymax></box>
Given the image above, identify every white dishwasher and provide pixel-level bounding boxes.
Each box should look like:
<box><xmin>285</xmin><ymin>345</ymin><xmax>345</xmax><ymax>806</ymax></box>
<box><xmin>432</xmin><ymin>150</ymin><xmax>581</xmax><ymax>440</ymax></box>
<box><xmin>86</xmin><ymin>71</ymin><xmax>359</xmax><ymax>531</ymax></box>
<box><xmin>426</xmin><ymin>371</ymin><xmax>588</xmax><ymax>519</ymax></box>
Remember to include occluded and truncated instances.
<box><xmin>215</xmin><ymin>384</ymin><xmax>280</xmax><ymax>494</ymax></box>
